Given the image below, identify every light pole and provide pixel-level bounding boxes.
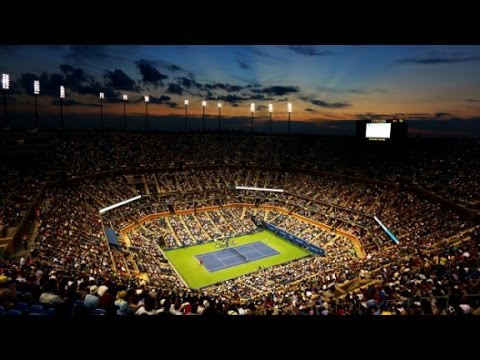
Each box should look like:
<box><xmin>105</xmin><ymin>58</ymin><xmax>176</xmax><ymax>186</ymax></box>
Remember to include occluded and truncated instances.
<box><xmin>34</xmin><ymin>80</ymin><xmax>40</xmax><ymax>129</ymax></box>
<box><xmin>268</xmin><ymin>103</ymin><xmax>273</xmax><ymax>134</ymax></box>
<box><xmin>99</xmin><ymin>92</ymin><xmax>104</xmax><ymax>132</ymax></box>
<box><xmin>218</xmin><ymin>102</ymin><xmax>222</xmax><ymax>131</ymax></box>
<box><xmin>60</xmin><ymin>85</ymin><xmax>65</xmax><ymax>131</ymax></box>
<box><xmin>184</xmin><ymin>99</ymin><xmax>189</xmax><ymax>131</ymax></box>
<box><xmin>144</xmin><ymin>95</ymin><xmax>149</xmax><ymax>132</ymax></box>
<box><xmin>202</xmin><ymin>100</ymin><xmax>206</xmax><ymax>131</ymax></box>
<box><xmin>288</xmin><ymin>102</ymin><xmax>292</xmax><ymax>135</ymax></box>
<box><xmin>2</xmin><ymin>73</ymin><xmax>9</xmax><ymax>129</ymax></box>
<box><xmin>123</xmin><ymin>94</ymin><xmax>128</xmax><ymax>132</ymax></box>
<box><xmin>250</xmin><ymin>103</ymin><xmax>255</xmax><ymax>131</ymax></box>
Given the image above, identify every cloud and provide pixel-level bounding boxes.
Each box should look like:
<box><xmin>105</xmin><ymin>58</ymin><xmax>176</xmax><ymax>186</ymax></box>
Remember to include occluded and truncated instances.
<box><xmin>204</xmin><ymin>83</ymin><xmax>244</xmax><ymax>92</ymax></box>
<box><xmin>246</xmin><ymin>46</ymin><xmax>276</xmax><ymax>59</ymax></box>
<box><xmin>286</xmin><ymin>45</ymin><xmax>337</xmax><ymax>56</ymax></box>
<box><xmin>465</xmin><ymin>99</ymin><xmax>480</xmax><ymax>102</ymax></box>
<box><xmin>19</xmin><ymin>72</ymin><xmax>64</xmax><ymax>97</ymax></box>
<box><xmin>166</xmin><ymin>83</ymin><xmax>184</xmax><ymax>95</ymax></box>
<box><xmin>146</xmin><ymin>60</ymin><xmax>185</xmax><ymax>73</ymax></box>
<box><xmin>214</xmin><ymin>94</ymin><xmax>250</xmax><ymax>105</ymax></box>
<box><xmin>302</xmin><ymin>97</ymin><xmax>351</xmax><ymax>109</ymax></box>
<box><xmin>435</xmin><ymin>112</ymin><xmax>454</xmax><ymax>118</ymax></box>
<box><xmin>104</xmin><ymin>69</ymin><xmax>138</xmax><ymax>91</ymax></box>
<box><xmin>176</xmin><ymin>77</ymin><xmax>203</xmax><ymax>89</ymax></box>
<box><xmin>397</xmin><ymin>56</ymin><xmax>480</xmax><ymax>65</ymax></box>
<box><xmin>305</xmin><ymin>108</ymin><xmax>318</xmax><ymax>112</ymax></box>
<box><xmin>165</xmin><ymin>101</ymin><xmax>179</xmax><ymax>108</ymax></box>
<box><xmin>51</xmin><ymin>99</ymin><xmax>89</xmax><ymax>107</ymax></box>
<box><xmin>237</xmin><ymin>59</ymin><xmax>251</xmax><ymax>70</ymax></box>
<box><xmin>132</xmin><ymin>95</ymin><xmax>171</xmax><ymax>104</ymax></box>
<box><xmin>64</xmin><ymin>45</ymin><xmax>127</xmax><ymax>70</ymax></box>
<box><xmin>262</xmin><ymin>86</ymin><xmax>299</xmax><ymax>96</ymax></box>
<box><xmin>356</xmin><ymin>113</ymin><xmax>398</xmax><ymax>119</ymax></box>
<box><xmin>60</xmin><ymin>64</ymin><xmax>90</xmax><ymax>84</ymax></box>
<box><xmin>136</xmin><ymin>59</ymin><xmax>168</xmax><ymax>85</ymax></box>
<box><xmin>18</xmin><ymin>67</ymin><xmax>120</xmax><ymax>100</ymax></box>
<box><xmin>167</xmin><ymin>64</ymin><xmax>182</xmax><ymax>72</ymax></box>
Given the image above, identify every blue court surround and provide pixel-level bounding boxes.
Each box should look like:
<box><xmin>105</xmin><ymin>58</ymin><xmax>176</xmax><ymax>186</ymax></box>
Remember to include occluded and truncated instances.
<box><xmin>196</xmin><ymin>241</ymin><xmax>279</xmax><ymax>272</ymax></box>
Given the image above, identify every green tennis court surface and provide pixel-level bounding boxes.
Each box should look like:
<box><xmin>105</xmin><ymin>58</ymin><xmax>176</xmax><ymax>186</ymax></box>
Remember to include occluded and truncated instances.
<box><xmin>164</xmin><ymin>230</ymin><xmax>310</xmax><ymax>289</ymax></box>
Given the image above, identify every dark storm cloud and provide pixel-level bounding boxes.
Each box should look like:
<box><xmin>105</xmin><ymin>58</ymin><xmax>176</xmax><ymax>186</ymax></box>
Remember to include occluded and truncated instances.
<box><xmin>104</xmin><ymin>69</ymin><xmax>139</xmax><ymax>91</ymax></box>
<box><xmin>397</xmin><ymin>56</ymin><xmax>480</xmax><ymax>65</ymax></box>
<box><xmin>177</xmin><ymin>77</ymin><xmax>203</xmax><ymax>89</ymax></box>
<box><xmin>302</xmin><ymin>97</ymin><xmax>351</xmax><ymax>109</ymax></box>
<box><xmin>136</xmin><ymin>59</ymin><xmax>169</xmax><ymax>85</ymax></box>
<box><xmin>204</xmin><ymin>83</ymin><xmax>243</xmax><ymax>92</ymax></box>
<box><xmin>305</xmin><ymin>108</ymin><xmax>318</xmax><ymax>112</ymax></box>
<box><xmin>286</xmin><ymin>45</ymin><xmax>337</xmax><ymax>56</ymax></box>
<box><xmin>261</xmin><ymin>86</ymin><xmax>299</xmax><ymax>96</ymax></box>
<box><xmin>166</xmin><ymin>83</ymin><xmax>184</xmax><ymax>95</ymax></box>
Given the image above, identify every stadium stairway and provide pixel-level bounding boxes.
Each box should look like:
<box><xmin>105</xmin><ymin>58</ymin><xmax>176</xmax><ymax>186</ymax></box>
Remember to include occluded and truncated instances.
<box><xmin>218</xmin><ymin>210</ymin><xmax>236</xmax><ymax>235</ymax></box>
<box><xmin>179</xmin><ymin>216</ymin><xmax>196</xmax><ymax>243</ymax></box>
<box><xmin>165</xmin><ymin>218</ymin><xmax>182</xmax><ymax>247</ymax></box>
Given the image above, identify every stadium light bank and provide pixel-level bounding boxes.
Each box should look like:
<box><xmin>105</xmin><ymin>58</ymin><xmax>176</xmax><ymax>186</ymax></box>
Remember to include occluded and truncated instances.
<box><xmin>99</xmin><ymin>195</ymin><xmax>142</xmax><ymax>214</ymax></box>
<box><xmin>235</xmin><ymin>186</ymin><xmax>284</xmax><ymax>193</ymax></box>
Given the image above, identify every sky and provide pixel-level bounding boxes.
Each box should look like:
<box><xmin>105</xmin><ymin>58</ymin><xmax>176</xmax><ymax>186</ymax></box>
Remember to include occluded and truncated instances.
<box><xmin>1</xmin><ymin>45</ymin><xmax>480</xmax><ymax>136</ymax></box>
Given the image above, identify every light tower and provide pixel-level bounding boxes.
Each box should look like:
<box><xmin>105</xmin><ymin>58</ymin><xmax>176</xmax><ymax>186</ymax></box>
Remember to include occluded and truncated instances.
<box><xmin>202</xmin><ymin>100</ymin><xmax>207</xmax><ymax>131</ymax></box>
<box><xmin>2</xmin><ymin>73</ymin><xmax>10</xmax><ymax>129</ymax></box>
<box><xmin>60</xmin><ymin>85</ymin><xmax>65</xmax><ymax>130</ymax></box>
<box><xmin>250</xmin><ymin>103</ymin><xmax>255</xmax><ymax>131</ymax></box>
<box><xmin>144</xmin><ymin>95</ymin><xmax>150</xmax><ymax>132</ymax></box>
<box><xmin>218</xmin><ymin>102</ymin><xmax>222</xmax><ymax>131</ymax></box>
<box><xmin>184</xmin><ymin>99</ymin><xmax>189</xmax><ymax>131</ymax></box>
<box><xmin>99</xmin><ymin>92</ymin><xmax>104</xmax><ymax>132</ymax></box>
<box><xmin>34</xmin><ymin>80</ymin><xmax>40</xmax><ymax>129</ymax></box>
<box><xmin>268</xmin><ymin>103</ymin><xmax>273</xmax><ymax>134</ymax></box>
<box><xmin>122</xmin><ymin>94</ymin><xmax>128</xmax><ymax>132</ymax></box>
<box><xmin>287</xmin><ymin>102</ymin><xmax>292</xmax><ymax>135</ymax></box>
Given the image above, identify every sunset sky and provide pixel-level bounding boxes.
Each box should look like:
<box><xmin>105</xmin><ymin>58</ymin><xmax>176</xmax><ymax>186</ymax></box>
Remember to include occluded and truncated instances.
<box><xmin>1</xmin><ymin>45</ymin><xmax>480</xmax><ymax>136</ymax></box>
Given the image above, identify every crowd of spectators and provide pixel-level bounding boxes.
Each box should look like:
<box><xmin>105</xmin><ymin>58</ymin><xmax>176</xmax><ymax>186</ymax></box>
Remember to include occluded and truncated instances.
<box><xmin>0</xmin><ymin>133</ymin><xmax>479</xmax><ymax>315</ymax></box>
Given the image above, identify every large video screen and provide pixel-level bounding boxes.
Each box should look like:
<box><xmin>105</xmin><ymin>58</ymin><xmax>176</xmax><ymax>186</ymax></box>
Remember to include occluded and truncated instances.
<box><xmin>365</xmin><ymin>123</ymin><xmax>391</xmax><ymax>139</ymax></box>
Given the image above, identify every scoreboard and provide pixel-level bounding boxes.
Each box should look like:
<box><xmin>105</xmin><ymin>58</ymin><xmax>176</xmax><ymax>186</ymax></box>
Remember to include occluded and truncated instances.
<box><xmin>356</xmin><ymin>119</ymin><xmax>407</xmax><ymax>141</ymax></box>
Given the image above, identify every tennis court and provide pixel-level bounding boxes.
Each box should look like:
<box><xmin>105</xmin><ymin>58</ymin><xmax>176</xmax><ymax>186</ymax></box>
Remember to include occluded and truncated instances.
<box><xmin>196</xmin><ymin>241</ymin><xmax>279</xmax><ymax>272</ymax></box>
